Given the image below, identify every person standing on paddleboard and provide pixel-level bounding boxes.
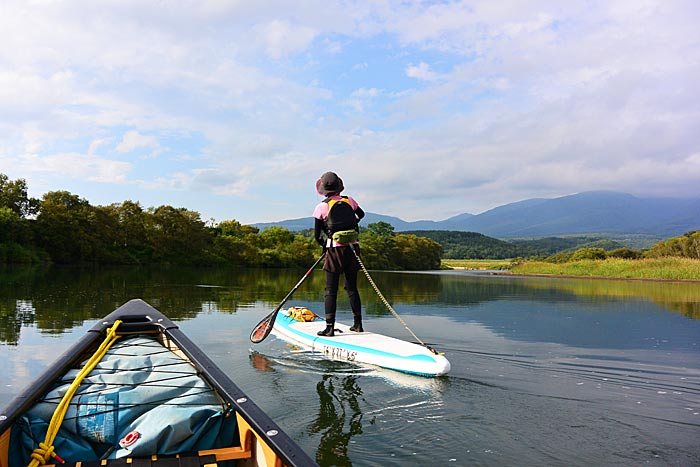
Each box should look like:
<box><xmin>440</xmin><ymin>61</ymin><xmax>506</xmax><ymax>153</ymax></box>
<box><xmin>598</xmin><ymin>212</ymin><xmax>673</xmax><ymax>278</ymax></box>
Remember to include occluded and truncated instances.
<box><xmin>313</xmin><ymin>171</ymin><xmax>365</xmax><ymax>337</ymax></box>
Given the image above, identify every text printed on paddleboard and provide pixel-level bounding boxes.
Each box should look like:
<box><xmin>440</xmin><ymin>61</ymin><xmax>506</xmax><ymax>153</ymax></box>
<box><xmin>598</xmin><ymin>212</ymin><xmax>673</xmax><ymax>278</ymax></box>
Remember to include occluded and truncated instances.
<box><xmin>323</xmin><ymin>345</ymin><xmax>357</xmax><ymax>362</ymax></box>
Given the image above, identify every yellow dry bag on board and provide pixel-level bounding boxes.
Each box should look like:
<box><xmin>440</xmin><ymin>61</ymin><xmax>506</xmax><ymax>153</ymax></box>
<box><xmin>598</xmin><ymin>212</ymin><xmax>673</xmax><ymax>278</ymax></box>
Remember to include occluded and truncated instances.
<box><xmin>288</xmin><ymin>306</ymin><xmax>316</xmax><ymax>322</ymax></box>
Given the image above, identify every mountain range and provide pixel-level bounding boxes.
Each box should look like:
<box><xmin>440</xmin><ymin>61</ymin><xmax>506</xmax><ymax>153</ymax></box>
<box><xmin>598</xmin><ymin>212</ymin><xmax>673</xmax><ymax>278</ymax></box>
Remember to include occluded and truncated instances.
<box><xmin>252</xmin><ymin>191</ymin><xmax>700</xmax><ymax>239</ymax></box>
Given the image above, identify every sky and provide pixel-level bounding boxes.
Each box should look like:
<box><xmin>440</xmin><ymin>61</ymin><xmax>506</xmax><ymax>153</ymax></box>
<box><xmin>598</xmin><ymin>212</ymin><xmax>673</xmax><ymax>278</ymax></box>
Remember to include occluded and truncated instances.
<box><xmin>1</xmin><ymin>0</ymin><xmax>699</xmax><ymax>225</ymax></box>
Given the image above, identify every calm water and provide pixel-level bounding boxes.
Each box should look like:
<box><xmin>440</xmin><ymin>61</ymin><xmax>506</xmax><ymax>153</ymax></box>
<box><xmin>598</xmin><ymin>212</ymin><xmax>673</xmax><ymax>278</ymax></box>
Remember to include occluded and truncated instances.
<box><xmin>1</xmin><ymin>265</ymin><xmax>699</xmax><ymax>466</ymax></box>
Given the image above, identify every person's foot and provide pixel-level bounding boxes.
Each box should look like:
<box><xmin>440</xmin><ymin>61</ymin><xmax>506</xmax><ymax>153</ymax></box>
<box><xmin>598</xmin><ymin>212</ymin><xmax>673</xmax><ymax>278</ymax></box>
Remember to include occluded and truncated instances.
<box><xmin>350</xmin><ymin>323</ymin><xmax>363</xmax><ymax>332</ymax></box>
<box><xmin>317</xmin><ymin>325</ymin><xmax>335</xmax><ymax>337</ymax></box>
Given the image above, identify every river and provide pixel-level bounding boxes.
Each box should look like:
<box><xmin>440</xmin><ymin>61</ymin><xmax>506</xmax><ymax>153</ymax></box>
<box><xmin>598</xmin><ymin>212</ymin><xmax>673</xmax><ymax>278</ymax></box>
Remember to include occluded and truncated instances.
<box><xmin>1</xmin><ymin>265</ymin><xmax>699</xmax><ymax>466</ymax></box>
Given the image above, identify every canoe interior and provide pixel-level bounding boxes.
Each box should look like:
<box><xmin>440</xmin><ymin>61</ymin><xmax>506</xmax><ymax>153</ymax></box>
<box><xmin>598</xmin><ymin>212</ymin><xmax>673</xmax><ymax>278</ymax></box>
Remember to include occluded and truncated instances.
<box><xmin>0</xmin><ymin>299</ymin><xmax>318</xmax><ymax>467</ymax></box>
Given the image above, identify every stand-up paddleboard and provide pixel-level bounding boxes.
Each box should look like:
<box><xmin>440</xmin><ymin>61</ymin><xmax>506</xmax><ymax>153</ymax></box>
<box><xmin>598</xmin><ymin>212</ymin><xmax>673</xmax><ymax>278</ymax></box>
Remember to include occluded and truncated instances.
<box><xmin>272</xmin><ymin>307</ymin><xmax>451</xmax><ymax>377</ymax></box>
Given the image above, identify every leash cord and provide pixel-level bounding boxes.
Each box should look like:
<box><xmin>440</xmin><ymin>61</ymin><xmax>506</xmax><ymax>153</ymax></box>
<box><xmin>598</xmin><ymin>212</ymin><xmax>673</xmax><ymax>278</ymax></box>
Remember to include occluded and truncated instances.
<box><xmin>349</xmin><ymin>246</ymin><xmax>437</xmax><ymax>354</ymax></box>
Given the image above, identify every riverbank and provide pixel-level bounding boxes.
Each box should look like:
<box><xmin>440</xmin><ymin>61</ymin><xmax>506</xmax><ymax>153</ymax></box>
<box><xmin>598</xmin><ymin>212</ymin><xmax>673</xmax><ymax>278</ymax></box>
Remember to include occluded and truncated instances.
<box><xmin>443</xmin><ymin>257</ymin><xmax>700</xmax><ymax>281</ymax></box>
<box><xmin>441</xmin><ymin>259</ymin><xmax>512</xmax><ymax>270</ymax></box>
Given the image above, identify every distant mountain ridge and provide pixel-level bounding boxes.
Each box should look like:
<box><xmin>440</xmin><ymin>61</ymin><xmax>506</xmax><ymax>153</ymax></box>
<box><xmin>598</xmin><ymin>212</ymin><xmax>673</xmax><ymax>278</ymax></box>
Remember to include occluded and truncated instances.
<box><xmin>252</xmin><ymin>191</ymin><xmax>700</xmax><ymax>238</ymax></box>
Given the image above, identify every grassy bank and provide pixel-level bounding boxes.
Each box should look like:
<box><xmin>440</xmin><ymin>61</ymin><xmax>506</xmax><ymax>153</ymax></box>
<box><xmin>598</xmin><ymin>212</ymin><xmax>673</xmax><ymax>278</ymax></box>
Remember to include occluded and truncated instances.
<box><xmin>509</xmin><ymin>257</ymin><xmax>700</xmax><ymax>281</ymax></box>
<box><xmin>442</xmin><ymin>259</ymin><xmax>512</xmax><ymax>270</ymax></box>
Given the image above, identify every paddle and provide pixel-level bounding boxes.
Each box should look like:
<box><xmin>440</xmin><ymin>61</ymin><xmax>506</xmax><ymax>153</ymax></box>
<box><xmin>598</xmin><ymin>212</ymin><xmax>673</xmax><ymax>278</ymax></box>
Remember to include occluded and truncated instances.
<box><xmin>249</xmin><ymin>252</ymin><xmax>326</xmax><ymax>343</ymax></box>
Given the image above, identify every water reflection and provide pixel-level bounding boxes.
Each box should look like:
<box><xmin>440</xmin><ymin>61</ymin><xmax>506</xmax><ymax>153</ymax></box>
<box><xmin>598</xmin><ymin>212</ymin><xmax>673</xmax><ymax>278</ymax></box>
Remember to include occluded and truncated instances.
<box><xmin>309</xmin><ymin>375</ymin><xmax>364</xmax><ymax>467</ymax></box>
<box><xmin>0</xmin><ymin>264</ymin><xmax>325</xmax><ymax>343</ymax></box>
<box><xmin>249</xmin><ymin>348</ymin><xmax>378</xmax><ymax>380</ymax></box>
<box><xmin>250</xmin><ymin>351</ymin><xmax>276</xmax><ymax>373</ymax></box>
<box><xmin>0</xmin><ymin>265</ymin><xmax>698</xmax><ymax>346</ymax></box>
<box><xmin>424</xmin><ymin>272</ymin><xmax>700</xmax><ymax>319</ymax></box>
<box><xmin>514</xmin><ymin>275</ymin><xmax>700</xmax><ymax>319</ymax></box>
<box><xmin>0</xmin><ymin>300</ymin><xmax>35</xmax><ymax>346</ymax></box>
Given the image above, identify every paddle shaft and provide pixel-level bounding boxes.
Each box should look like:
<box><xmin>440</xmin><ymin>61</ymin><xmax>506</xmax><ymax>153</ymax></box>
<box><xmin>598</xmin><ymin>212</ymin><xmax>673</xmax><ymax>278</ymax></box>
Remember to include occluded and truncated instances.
<box><xmin>249</xmin><ymin>252</ymin><xmax>325</xmax><ymax>343</ymax></box>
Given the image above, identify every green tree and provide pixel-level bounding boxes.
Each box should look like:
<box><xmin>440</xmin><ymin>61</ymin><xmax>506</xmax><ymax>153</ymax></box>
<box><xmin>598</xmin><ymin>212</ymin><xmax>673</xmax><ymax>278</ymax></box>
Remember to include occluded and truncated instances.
<box><xmin>545</xmin><ymin>251</ymin><xmax>574</xmax><ymax>263</ymax></box>
<box><xmin>608</xmin><ymin>247</ymin><xmax>643</xmax><ymax>259</ymax></box>
<box><xmin>360</xmin><ymin>222</ymin><xmax>396</xmax><ymax>269</ymax></box>
<box><xmin>571</xmin><ymin>247</ymin><xmax>607</xmax><ymax>261</ymax></box>
<box><xmin>216</xmin><ymin>220</ymin><xmax>259</xmax><ymax>238</ymax></box>
<box><xmin>256</xmin><ymin>227</ymin><xmax>315</xmax><ymax>267</ymax></box>
<box><xmin>359</xmin><ymin>223</ymin><xmax>443</xmax><ymax>270</ymax></box>
<box><xmin>114</xmin><ymin>201</ymin><xmax>148</xmax><ymax>248</ymax></box>
<box><xmin>0</xmin><ymin>207</ymin><xmax>28</xmax><ymax>243</ymax></box>
<box><xmin>35</xmin><ymin>191</ymin><xmax>97</xmax><ymax>262</ymax></box>
<box><xmin>0</xmin><ymin>207</ymin><xmax>40</xmax><ymax>263</ymax></box>
<box><xmin>144</xmin><ymin>206</ymin><xmax>213</xmax><ymax>263</ymax></box>
<box><xmin>0</xmin><ymin>173</ymin><xmax>39</xmax><ymax>217</ymax></box>
<box><xmin>646</xmin><ymin>231</ymin><xmax>700</xmax><ymax>259</ymax></box>
<box><xmin>212</xmin><ymin>235</ymin><xmax>254</xmax><ymax>265</ymax></box>
<box><xmin>365</xmin><ymin>221</ymin><xmax>395</xmax><ymax>237</ymax></box>
<box><xmin>394</xmin><ymin>234</ymin><xmax>443</xmax><ymax>270</ymax></box>
<box><xmin>211</xmin><ymin>220</ymin><xmax>262</xmax><ymax>265</ymax></box>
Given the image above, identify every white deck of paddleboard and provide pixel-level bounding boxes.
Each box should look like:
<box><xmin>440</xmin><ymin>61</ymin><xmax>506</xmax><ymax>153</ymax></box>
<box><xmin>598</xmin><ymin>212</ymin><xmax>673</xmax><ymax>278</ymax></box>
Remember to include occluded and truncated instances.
<box><xmin>272</xmin><ymin>309</ymin><xmax>450</xmax><ymax>376</ymax></box>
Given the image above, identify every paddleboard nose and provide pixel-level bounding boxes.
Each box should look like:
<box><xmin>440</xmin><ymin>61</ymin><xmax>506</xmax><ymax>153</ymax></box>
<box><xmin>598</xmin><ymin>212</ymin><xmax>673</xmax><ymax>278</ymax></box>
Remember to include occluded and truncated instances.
<box><xmin>435</xmin><ymin>355</ymin><xmax>451</xmax><ymax>375</ymax></box>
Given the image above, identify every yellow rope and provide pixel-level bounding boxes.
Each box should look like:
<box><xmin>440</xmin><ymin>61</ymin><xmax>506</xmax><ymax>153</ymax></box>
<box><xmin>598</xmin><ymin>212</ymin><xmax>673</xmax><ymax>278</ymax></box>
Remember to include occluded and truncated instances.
<box><xmin>27</xmin><ymin>320</ymin><xmax>123</xmax><ymax>467</ymax></box>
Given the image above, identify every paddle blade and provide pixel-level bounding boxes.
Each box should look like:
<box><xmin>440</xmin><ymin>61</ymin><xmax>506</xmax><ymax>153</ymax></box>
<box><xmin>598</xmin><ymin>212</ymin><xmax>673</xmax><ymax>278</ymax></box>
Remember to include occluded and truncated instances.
<box><xmin>250</xmin><ymin>318</ymin><xmax>273</xmax><ymax>343</ymax></box>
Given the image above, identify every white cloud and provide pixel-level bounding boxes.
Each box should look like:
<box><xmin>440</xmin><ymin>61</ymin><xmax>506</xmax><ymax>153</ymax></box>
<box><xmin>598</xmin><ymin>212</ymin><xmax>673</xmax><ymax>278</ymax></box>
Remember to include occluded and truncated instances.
<box><xmin>13</xmin><ymin>153</ymin><xmax>131</xmax><ymax>184</ymax></box>
<box><xmin>344</xmin><ymin>87</ymin><xmax>382</xmax><ymax>112</ymax></box>
<box><xmin>323</xmin><ymin>39</ymin><xmax>343</xmax><ymax>55</ymax></box>
<box><xmin>386</xmin><ymin>1</ymin><xmax>476</xmax><ymax>49</ymax></box>
<box><xmin>88</xmin><ymin>138</ymin><xmax>113</xmax><ymax>156</ymax></box>
<box><xmin>0</xmin><ymin>70</ymin><xmax>75</xmax><ymax>116</ymax></box>
<box><xmin>192</xmin><ymin>168</ymin><xmax>253</xmax><ymax>196</ymax></box>
<box><xmin>257</xmin><ymin>19</ymin><xmax>317</xmax><ymax>59</ymax></box>
<box><xmin>497</xmin><ymin>13</ymin><xmax>555</xmax><ymax>38</ymax></box>
<box><xmin>353</xmin><ymin>88</ymin><xmax>380</xmax><ymax>98</ymax></box>
<box><xmin>116</xmin><ymin>131</ymin><xmax>160</xmax><ymax>154</ymax></box>
<box><xmin>406</xmin><ymin>62</ymin><xmax>438</xmax><ymax>81</ymax></box>
<box><xmin>135</xmin><ymin>166</ymin><xmax>253</xmax><ymax>198</ymax></box>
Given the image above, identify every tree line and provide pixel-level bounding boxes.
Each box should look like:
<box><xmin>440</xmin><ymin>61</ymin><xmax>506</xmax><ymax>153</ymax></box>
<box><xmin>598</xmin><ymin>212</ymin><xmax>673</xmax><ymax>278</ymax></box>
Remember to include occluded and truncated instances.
<box><xmin>405</xmin><ymin>230</ymin><xmax>626</xmax><ymax>259</ymax></box>
<box><xmin>0</xmin><ymin>174</ymin><xmax>442</xmax><ymax>270</ymax></box>
<box><xmin>4</xmin><ymin>173</ymin><xmax>694</xmax><ymax>267</ymax></box>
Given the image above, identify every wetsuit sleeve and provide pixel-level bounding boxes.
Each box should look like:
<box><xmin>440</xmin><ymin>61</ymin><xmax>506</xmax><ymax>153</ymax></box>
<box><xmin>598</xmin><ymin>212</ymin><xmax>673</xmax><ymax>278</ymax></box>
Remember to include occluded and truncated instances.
<box><xmin>355</xmin><ymin>206</ymin><xmax>365</xmax><ymax>221</ymax></box>
<box><xmin>314</xmin><ymin>217</ymin><xmax>326</xmax><ymax>247</ymax></box>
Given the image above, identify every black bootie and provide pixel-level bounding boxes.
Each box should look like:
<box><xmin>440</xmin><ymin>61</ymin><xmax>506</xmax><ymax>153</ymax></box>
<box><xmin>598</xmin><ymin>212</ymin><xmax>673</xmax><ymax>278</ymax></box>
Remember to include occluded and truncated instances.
<box><xmin>350</xmin><ymin>318</ymin><xmax>363</xmax><ymax>333</ymax></box>
<box><xmin>317</xmin><ymin>324</ymin><xmax>335</xmax><ymax>337</ymax></box>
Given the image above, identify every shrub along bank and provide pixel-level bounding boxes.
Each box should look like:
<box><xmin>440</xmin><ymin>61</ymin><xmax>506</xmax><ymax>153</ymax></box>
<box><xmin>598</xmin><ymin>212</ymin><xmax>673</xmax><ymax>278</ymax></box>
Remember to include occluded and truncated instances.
<box><xmin>509</xmin><ymin>257</ymin><xmax>700</xmax><ymax>281</ymax></box>
<box><xmin>507</xmin><ymin>231</ymin><xmax>700</xmax><ymax>280</ymax></box>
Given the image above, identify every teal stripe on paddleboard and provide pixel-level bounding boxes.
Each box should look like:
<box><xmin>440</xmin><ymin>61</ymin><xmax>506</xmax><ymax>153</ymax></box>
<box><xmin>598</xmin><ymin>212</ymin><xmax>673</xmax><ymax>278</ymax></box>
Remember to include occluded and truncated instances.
<box><xmin>276</xmin><ymin>314</ymin><xmax>437</xmax><ymax>363</ymax></box>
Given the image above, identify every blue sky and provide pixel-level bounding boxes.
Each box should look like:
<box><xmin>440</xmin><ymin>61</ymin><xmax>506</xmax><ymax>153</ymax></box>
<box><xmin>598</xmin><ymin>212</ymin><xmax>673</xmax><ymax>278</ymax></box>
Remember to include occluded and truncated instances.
<box><xmin>1</xmin><ymin>0</ymin><xmax>698</xmax><ymax>225</ymax></box>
